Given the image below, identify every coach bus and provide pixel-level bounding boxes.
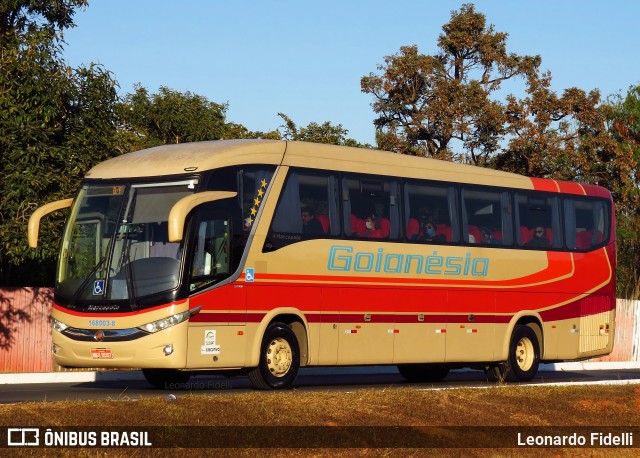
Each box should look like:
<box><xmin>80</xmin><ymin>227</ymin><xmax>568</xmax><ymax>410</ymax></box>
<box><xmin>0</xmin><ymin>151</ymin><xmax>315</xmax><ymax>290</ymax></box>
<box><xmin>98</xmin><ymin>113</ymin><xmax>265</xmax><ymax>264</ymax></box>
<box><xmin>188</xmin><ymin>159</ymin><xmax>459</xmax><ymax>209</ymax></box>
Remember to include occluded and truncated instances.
<box><xmin>28</xmin><ymin>140</ymin><xmax>616</xmax><ymax>389</ymax></box>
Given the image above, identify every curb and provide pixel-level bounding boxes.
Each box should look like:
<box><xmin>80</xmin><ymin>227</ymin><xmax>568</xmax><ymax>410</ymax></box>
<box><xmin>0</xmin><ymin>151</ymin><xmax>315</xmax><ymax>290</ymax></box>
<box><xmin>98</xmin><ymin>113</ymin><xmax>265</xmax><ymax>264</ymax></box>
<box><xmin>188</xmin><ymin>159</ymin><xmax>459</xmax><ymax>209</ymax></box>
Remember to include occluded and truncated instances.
<box><xmin>2</xmin><ymin>362</ymin><xmax>639</xmax><ymax>385</ymax></box>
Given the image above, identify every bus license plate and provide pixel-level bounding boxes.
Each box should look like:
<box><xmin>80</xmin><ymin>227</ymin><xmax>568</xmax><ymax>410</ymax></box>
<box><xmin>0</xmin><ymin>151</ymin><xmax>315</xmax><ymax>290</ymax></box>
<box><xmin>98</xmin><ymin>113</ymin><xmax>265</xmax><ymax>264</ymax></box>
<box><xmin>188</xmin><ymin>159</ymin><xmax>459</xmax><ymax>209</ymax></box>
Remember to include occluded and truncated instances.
<box><xmin>91</xmin><ymin>349</ymin><xmax>113</xmax><ymax>359</ymax></box>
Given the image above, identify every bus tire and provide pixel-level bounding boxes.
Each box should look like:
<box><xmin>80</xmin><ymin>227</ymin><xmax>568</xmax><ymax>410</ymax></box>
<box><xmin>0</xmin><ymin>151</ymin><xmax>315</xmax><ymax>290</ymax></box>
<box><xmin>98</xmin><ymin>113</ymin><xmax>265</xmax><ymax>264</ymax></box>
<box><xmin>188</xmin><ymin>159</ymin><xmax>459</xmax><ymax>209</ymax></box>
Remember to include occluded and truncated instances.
<box><xmin>142</xmin><ymin>369</ymin><xmax>190</xmax><ymax>389</ymax></box>
<box><xmin>248</xmin><ymin>322</ymin><xmax>300</xmax><ymax>390</ymax></box>
<box><xmin>502</xmin><ymin>325</ymin><xmax>540</xmax><ymax>382</ymax></box>
<box><xmin>397</xmin><ymin>363</ymin><xmax>450</xmax><ymax>382</ymax></box>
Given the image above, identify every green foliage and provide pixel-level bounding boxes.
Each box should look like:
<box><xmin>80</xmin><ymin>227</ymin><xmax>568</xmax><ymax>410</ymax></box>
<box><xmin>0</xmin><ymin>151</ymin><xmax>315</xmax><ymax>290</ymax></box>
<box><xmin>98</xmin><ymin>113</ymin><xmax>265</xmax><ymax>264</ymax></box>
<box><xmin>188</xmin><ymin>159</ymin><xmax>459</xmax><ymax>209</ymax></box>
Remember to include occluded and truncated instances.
<box><xmin>0</xmin><ymin>0</ymin><xmax>88</xmax><ymax>46</ymax></box>
<box><xmin>605</xmin><ymin>84</ymin><xmax>640</xmax><ymax>298</ymax></box>
<box><xmin>0</xmin><ymin>4</ymin><xmax>119</xmax><ymax>286</ymax></box>
<box><xmin>222</xmin><ymin>122</ymin><xmax>281</xmax><ymax>140</ymax></box>
<box><xmin>607</xmin><ymin>85</ymin><xmax>640</xmax><ymax>178</ymax></box>
<box><xmin>116</xmin><ymin>85</ymin><xmax>229</xmax><ymax>151</ymax></box>
<box><xmin>277</xmin><ymin>113</ymin><xmax>370</xmax><ymax>148</ymax></box>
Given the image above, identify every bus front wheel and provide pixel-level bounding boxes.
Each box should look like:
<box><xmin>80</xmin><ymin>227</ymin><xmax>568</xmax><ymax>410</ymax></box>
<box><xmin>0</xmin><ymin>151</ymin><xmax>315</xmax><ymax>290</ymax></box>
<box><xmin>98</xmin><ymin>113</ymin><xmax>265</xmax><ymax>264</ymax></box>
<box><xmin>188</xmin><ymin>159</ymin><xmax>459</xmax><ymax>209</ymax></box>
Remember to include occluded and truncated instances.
<box><xmin>499</xmin><ymin>325</ymin><xmax>541</xmax><ymax>382</ymax></box>
<box><xmin>248</xmin><ymin>322</ymin><xmax>300</xmax><ymax>390</ymax></box>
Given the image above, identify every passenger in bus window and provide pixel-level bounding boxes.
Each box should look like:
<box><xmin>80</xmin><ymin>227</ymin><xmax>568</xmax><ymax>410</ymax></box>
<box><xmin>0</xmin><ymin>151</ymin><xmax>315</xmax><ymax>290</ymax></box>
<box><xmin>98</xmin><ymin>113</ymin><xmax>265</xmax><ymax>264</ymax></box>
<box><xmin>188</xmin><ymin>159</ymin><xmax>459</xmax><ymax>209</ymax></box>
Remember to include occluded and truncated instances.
<box><xmin>360</xmin><ymin>214</ymin><xmax>379</xmax><ymax>237</ymax></box>
<box><xmin>421</xmin><ymin>217</ymin><xmax>445</xmax><ymax>243</ymax></box>
<box><xmin>301</xmin><ymin>206</ymin><xmax>324</xmax><ymax>235</ymax></box>
<box><xmin>480</xmin><ymin>227</ymin><xmax>500</xmax><ymax>245</ymax></box>
<box><xmin>525</xmin><ymin>226</ymin><xmax>551</xmax><ymax>248</ymax></box>
<box><xmin>359</xmin><ymin>213</ymin><xmax>389</xmax><ymax>239</ymax></box>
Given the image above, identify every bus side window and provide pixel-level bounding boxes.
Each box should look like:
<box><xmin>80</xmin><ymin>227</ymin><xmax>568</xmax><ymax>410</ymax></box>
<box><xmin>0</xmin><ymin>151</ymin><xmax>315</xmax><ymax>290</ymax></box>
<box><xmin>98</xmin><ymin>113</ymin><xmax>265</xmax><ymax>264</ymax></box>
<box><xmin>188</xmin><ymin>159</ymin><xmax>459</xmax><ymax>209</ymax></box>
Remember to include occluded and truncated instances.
<box><xmin>564</xmin><ymin>197</ymin><xmax>609</xmax><ymax>251</ymax></box>
<box><xmin>516</xmin><ymin>193</ymin><xmax>561</xmax><ymax>250</ymax></box>
<box><xmin>190</xmin><ymin>217</ymin><xmax>230</xmax><ymax>291</ymax></box>
<box><xmin>461</xmin><ymin>188</ymin><xmax>513</xmax><ymax>246</ymax></box>
<box><xmin>299</xmin><ymin>173</ymin><xmax>339</xmax><ymax>237</ymax></box>
<box><xmin>342</xmin><ymin>175</ymin><xmax>401</xmax><ymax>240</ymax></box>
<box><xmin>403</xmin><ymin>181</ymin><xmax>457</xmax><ymax>243</ymax></box>
<box><xmin>267</xmin><ymin>169</ymin><xmax>339</xmax><ymax>250</ymax></box>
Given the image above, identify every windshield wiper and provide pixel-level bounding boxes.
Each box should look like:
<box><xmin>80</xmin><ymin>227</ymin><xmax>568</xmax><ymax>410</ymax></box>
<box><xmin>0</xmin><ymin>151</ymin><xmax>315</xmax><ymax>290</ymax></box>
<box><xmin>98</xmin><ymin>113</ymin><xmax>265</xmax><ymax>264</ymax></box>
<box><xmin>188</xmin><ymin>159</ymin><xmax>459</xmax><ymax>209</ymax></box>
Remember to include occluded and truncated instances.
<box><xmin>72</xmin><ymin>256</ymin><xmax>107</xmax><ymax>303</ymax></box>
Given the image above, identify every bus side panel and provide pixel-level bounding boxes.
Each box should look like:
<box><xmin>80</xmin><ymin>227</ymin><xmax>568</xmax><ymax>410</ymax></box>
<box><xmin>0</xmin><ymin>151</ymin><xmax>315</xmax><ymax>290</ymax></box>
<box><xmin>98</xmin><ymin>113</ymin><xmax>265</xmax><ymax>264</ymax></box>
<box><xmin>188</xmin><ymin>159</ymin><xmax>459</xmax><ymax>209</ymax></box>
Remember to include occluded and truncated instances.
<box><xmin>316</xmin><ymin>287</ymin><xmax>340</xmax><ymax>365</ymax></box>
<box><xmin>579</xmin><ymin>309</ymin><xmax>615</xmax><ymax>356</ymax></box>
<box><xmin>445</xmin><ymin>289</ymin><xmax>496</xmax><ymax>362</ymax></box>
<box><xmin>540</xmin><ymin>294</ymin><xmax>615</xmax><ymax>360</ymax></box>
<box><xmin>337</xmin><ymin>286</ymin><xmax>394</xmax><ymax>365</ymax></box>
<box><xmin>392</xmin><ymin>288</ymin><xmax>447</xmax><ymax>364</ymax></box>
<box><xmin>186</xmin><ymin>325</ymin><xmax>247</xmax><ymax>369</ymax></box>
<box><xmin>186</xmin><ymin>284</ymin><xmax>248</xmax><ymax>369</ymax></box>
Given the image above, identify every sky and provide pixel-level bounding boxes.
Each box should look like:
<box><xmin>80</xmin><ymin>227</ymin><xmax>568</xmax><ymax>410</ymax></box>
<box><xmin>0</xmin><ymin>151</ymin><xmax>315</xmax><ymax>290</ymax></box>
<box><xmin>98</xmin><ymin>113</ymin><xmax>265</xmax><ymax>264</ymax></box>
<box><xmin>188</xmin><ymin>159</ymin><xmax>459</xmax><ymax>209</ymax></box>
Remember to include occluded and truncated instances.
<box><xmin>62</xmin><ymin>0</ymin><xmax>640</xmax><ymax>146</ymax></box>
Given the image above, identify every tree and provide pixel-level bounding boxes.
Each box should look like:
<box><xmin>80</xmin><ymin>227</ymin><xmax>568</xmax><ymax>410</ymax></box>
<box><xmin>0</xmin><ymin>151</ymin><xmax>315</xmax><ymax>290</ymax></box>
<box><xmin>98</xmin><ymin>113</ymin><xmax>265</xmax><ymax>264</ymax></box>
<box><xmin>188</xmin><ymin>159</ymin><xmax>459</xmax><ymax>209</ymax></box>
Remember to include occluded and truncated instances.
<box><xmin>277</xmin><ymin>113</ymin><xmax>370</xmax><ymax>148</ymax></box>
<box><xmin>222</xmin><ymin>122</ymin><xmax>281</xmax><ymax>140</ymax></box>
<box><xmin>361</xmin><ymin>4</ymin><xmax>635</xmax><ymax>196</ymax></box>
<box><xmin>116</xmin><ymin>85</ymin><xmax>229</xmax><ymax>151</ymax></box>
<box><xmin>606</xmin><ymin>84</ymin><xmax>640</xmax><ymax>192</ymax></box>
<box><xmin>605</xmin><ymin>85</ymin><xmax>640</xmax><ymax>298</ymax></box>
<box><xmin>0</xmin><ymin>1</ymin><xmax>119</xmax><ymax>286</ymax></box>
<box><xmin>496</xmin><ymin>75</ymin><xmax>636</xmax><ymax>203</ymax></box>
<box><xmin>0</xmin><ymin>0</ymin><xmax>87</xmax><ymax>46</ymax></box>
<box><xmin>361</xmin><ymin>4</ymin><xmax>539</xmax><ymax>161</ymax></box>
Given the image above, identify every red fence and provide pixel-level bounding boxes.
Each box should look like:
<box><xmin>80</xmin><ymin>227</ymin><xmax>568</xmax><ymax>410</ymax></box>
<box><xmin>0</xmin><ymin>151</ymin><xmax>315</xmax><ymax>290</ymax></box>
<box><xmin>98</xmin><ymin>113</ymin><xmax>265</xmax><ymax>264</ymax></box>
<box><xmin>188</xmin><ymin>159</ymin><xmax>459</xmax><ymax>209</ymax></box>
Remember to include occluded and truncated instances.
<box><xmin>0</xmin><ymin>287</ymin><xmax>54</xmax><ymax>373</ymax></box>
<box><xmin>0</xmin><ymin>287</ymin><xmax>638</xmax><ymax>373</ymax></box>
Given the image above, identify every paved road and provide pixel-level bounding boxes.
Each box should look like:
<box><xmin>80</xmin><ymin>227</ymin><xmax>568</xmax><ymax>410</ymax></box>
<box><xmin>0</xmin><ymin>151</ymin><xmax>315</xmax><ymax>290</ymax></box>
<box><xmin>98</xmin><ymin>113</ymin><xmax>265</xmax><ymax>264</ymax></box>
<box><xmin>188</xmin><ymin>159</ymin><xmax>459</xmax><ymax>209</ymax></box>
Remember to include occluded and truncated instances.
<box><xmin>2</xmin><ymin>368</ymin><xmax>640</xmax><ymax>404</ymax></box>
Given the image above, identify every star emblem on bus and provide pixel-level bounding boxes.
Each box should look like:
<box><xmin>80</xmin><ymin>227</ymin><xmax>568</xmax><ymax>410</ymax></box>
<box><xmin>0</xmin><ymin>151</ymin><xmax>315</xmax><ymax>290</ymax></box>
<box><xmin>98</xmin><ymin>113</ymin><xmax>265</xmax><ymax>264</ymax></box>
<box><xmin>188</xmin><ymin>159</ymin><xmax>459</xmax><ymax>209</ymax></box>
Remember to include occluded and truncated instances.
<box><xmin>244</xmin><ymin>179</ymin><xmax>269</xmax><ymax>229</ymax></box>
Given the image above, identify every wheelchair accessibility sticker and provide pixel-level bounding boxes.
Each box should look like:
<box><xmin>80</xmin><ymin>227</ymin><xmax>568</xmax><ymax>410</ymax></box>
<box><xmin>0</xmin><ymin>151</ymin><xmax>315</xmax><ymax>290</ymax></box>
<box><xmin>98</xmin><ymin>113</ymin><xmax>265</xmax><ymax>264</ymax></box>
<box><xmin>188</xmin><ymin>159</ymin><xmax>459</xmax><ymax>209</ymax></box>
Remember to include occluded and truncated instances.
<box><xmin>245</xmin><ymin>268</ymin><xmax>255</xmax><ymax>282</ymax></box>
<box><xmin>93</xmin><ymin>280</ymin><xmax>105</xmax><ymax>295</ymax></box>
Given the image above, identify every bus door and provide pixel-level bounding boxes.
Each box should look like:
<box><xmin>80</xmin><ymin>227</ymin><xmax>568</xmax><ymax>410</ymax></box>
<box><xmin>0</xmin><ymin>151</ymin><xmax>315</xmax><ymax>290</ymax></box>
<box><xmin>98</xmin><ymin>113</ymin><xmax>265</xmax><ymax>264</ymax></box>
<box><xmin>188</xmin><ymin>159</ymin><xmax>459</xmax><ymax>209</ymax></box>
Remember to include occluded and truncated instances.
<box><xmin>186</xmin><ymin>210</ymin><xmax>247</xmax><ymax>367</ymax></box>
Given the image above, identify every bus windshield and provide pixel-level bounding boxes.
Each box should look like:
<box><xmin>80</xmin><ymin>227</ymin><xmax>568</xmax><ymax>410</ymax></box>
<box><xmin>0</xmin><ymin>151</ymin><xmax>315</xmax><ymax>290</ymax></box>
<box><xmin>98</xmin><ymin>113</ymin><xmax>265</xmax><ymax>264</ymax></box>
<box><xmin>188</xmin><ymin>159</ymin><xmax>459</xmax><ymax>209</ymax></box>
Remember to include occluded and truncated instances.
<box><xmin>57</xmin><ymin>180</ymin><xmax>197</xmax><ymax>303</ymax></box>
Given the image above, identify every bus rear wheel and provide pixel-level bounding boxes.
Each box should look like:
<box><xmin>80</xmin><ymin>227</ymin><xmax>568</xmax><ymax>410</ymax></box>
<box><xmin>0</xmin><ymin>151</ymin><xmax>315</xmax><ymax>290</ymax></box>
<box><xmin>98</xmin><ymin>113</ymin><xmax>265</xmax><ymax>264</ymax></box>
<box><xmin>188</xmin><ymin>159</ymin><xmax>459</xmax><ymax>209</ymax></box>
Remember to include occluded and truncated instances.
<box><xmin>248</xmin><ymin>322</ymin><xmax>300</xmax><ymax>390</ymax></box>
<box><xmin>493</xmin><ymin>325</ymin><xmax>540</xmax><ymax>382</ymax></box>
<box><xmin>142</xmin><ymin>369</ymin><xmax>191</xmax><ymax>389</ymax></box>
<box><xmin>397</xmin><ymin>363</ymin><xmax>450</xmax><ymax>382</ymax></box>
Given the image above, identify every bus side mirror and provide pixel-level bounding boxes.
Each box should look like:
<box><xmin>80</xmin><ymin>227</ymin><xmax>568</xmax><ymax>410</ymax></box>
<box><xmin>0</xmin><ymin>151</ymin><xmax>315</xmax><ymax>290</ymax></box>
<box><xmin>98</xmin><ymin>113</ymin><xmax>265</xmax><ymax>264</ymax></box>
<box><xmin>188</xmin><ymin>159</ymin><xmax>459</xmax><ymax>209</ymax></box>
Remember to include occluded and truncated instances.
<box><xmin>168</xmin><ymin>191</ymin><xmax>237</xmax><ymax>242</ymax></box>
<box><xmin>28</xmin><ymin>198</ymin><xmax>74</xmax><ymax>248</ymax></box>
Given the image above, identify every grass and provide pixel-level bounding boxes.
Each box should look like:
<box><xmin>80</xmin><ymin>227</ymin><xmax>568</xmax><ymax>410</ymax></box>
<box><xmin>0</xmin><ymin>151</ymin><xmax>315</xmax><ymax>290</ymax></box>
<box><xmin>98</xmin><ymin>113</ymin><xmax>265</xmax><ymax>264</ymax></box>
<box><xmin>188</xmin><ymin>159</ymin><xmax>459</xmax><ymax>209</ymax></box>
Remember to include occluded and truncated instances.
<box><xmin>2</xmin><ymin>384</ymin><xmax>640</xmax><ymax>457</ymax></box>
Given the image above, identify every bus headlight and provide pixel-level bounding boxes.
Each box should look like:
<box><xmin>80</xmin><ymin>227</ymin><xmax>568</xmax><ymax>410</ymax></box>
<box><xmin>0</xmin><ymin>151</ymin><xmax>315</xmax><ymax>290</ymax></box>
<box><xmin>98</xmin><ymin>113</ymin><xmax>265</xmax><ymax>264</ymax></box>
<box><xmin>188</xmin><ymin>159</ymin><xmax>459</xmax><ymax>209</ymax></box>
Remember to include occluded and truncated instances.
<box><xmin>52</xmin><ymin>318</ymin><xmax>69</xmax><ymax>333</ymax></box>
<box><xmin>137</xmin><ymin>310</ymin><xmax>191</xmax><ymax>334</ymax></box>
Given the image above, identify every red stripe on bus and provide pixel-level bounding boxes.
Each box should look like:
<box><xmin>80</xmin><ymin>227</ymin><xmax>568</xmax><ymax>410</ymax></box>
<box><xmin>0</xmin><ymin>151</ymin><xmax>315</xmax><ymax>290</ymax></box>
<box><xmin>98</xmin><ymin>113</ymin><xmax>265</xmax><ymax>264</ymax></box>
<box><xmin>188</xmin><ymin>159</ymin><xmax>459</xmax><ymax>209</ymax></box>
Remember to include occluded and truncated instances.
<box><xmin>530</xmin><ymin>177</ymin><xmax>559</xmax><ymax>193</ymax></box>
<box><xmin>53</xmin><ymin>300</ymin><xmax>187</xmax><ymax>317</ymax></box>
<box><xmin>556</xmin><ymin>181</ymin><xmax>586</xmax><ymax>195</ymax></box>
<box><xmin>394</xmin><ymin>314</ymin><xmax>447</xmax><ymax>323</ymax></box>
<box><xmin>305</xmin><ymin>314</ymin><xmax>340</xmax><ymax>323</ymax></box>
